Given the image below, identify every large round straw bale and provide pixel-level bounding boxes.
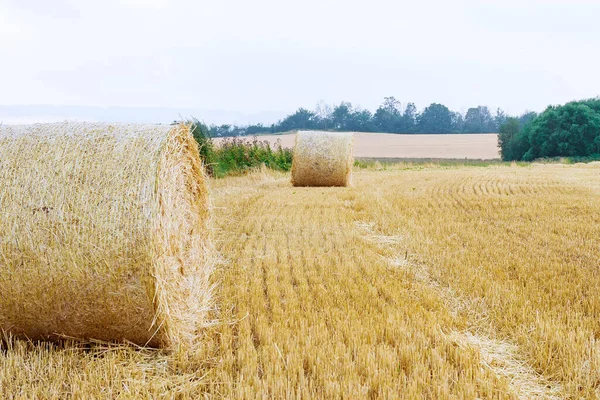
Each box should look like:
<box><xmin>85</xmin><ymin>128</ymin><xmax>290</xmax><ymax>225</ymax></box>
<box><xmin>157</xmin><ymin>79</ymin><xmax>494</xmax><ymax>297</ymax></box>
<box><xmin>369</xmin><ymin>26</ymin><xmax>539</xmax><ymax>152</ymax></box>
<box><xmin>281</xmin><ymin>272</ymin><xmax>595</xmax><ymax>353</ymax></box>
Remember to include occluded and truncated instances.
<box><xmin>0</xmin><ymin>122</ymin><xmax>213</xmax><ymax>348</ymax></box>
<box><xmin>291</xmin><ymin>131</ymin><xmax>354</xmax><ymax>187</ymax></box>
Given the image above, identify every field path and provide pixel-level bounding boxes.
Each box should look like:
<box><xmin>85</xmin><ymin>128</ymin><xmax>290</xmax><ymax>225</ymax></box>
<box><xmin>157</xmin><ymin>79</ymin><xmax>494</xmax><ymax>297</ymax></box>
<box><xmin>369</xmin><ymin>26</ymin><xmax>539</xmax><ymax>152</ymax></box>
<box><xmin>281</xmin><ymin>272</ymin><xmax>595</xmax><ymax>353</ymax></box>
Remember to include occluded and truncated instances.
<box><xmin>352</xmin><ymin>164</ymin><xmax>600</xmax><ymax>399</ymax></box>
<box><xmin>355</xmin><ymin>221</ymin><xmax>562</xmax><ymax>399</ymax></box>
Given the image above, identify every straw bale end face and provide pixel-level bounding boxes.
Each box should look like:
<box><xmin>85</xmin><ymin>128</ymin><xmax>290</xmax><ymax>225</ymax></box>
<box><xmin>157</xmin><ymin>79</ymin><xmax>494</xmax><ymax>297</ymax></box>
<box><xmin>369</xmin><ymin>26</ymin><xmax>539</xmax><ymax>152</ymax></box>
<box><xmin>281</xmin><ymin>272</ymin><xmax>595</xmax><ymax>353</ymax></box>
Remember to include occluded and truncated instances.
<box><xmin>291</xmin><ymin>131</ymin><xmax>354</xmax><ymax>187</ymax></box>
<box><xmin>0</xmin><ymin>122</ymin><xmax>213</xmax><ymax>349</ymax></box>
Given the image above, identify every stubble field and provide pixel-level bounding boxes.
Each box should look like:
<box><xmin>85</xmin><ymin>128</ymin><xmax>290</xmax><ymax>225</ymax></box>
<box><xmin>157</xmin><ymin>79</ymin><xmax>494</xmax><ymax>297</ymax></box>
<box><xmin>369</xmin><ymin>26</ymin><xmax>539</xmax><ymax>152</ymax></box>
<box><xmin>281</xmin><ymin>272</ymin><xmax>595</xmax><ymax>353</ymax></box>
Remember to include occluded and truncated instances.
<box><xmin>2</xmin><ymin>162</ymin><xmax>600</xmax><ymax>399</ymax></box>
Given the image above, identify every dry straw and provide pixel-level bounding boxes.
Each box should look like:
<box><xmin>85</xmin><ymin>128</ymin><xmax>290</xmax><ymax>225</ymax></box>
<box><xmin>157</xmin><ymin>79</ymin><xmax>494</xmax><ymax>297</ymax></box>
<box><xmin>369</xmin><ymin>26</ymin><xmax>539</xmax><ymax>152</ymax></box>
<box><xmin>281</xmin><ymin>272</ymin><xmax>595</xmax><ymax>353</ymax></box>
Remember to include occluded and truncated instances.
<box><xmin>291</xmin><ymin>131</ymin><xmax>354</xmax><ymax>187</ymax></box>
<box><xmin>0</xmin><ymin>122</ymin><xmax>213</xmax><ymax>349</ymax></box>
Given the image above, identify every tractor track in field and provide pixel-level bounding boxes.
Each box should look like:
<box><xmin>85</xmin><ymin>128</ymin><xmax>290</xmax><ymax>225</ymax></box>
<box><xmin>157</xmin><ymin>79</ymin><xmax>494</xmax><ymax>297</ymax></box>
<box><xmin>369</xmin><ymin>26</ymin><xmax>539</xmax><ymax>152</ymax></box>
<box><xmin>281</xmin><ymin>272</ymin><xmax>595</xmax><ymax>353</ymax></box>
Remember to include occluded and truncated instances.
<box><xmin>355</xmin><ymin>217</ymin><xmax>564</xmax><ymax>400</ymax></box>
<box><xmin>425</xmin><ymin>170</ymin><xmax>570</xmax><ymax>202</ymax></box>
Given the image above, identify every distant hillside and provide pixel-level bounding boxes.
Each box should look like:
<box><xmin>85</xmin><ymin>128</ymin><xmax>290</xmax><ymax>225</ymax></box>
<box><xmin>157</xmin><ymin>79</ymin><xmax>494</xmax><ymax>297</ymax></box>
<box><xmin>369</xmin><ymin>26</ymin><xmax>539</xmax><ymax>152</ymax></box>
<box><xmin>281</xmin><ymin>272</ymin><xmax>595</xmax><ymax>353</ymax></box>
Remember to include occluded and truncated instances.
<box><xmin>0</xmin><ymin>105</ymin><xmax>286</xmax><ymax>126</ymax></box>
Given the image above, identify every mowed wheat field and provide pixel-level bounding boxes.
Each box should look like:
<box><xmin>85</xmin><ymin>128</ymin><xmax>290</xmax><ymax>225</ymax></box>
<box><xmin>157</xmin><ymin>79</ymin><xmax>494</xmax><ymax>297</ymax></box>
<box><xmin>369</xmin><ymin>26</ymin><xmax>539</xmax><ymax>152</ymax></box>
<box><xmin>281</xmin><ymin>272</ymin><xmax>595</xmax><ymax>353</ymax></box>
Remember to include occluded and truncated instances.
<box><xmin>235</xmin><ymin>132</ymin><xmax>501</xmax><ymax>159</ymax></box>
<box><xmin>3</xmin><ymin>163</ymin><xmax>600</xmax><ymax>399</ymax></box>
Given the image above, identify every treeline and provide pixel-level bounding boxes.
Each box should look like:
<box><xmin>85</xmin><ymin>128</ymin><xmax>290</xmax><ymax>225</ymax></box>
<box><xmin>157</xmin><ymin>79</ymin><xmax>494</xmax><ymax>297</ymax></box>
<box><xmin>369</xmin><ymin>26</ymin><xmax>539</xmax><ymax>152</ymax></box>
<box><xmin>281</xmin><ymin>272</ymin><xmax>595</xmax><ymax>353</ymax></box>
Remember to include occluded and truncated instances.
<box><xmin>499</xmin><ymin>98</ymin><xmax>600</xmax><ymax>161</ymax></box>
<box><xmin>208</xmin><ymin>97</ymin><xmax>513</xmax><ymax>137</ymax></box>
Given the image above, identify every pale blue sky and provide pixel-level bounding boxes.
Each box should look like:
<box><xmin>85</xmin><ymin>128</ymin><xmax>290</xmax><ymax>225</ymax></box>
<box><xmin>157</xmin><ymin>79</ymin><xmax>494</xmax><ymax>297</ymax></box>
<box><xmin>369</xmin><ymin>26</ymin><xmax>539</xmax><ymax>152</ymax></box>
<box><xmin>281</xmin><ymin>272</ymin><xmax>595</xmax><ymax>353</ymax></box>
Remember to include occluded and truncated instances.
<box><xmin>1</xmin><ymin>0</ymin><xmax>599</xmax><ymax>120</ymax></box>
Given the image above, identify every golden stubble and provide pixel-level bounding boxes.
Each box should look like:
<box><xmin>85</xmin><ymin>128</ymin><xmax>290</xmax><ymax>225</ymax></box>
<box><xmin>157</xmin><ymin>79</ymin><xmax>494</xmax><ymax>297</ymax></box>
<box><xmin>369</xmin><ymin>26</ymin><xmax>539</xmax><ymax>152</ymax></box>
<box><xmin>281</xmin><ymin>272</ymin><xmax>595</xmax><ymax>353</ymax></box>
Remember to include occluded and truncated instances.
<box><xmin>3</xmin><ymin>162</ymin><xmax>600</xmax><ymax>398</ymax></box>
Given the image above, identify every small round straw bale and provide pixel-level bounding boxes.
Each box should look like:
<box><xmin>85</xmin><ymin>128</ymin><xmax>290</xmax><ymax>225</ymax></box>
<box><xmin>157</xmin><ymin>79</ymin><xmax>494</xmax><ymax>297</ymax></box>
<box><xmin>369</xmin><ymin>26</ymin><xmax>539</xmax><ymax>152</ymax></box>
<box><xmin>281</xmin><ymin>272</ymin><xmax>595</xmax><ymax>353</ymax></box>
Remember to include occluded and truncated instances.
<box><xmin>0</xmin><ymin>122</ymin><xmax>213</xmax><ymax>349</ymax></box>
<box><xmin>291</xmin><ymin>131</ymin><xmax>354</xmax><ymax>187</ymax></box>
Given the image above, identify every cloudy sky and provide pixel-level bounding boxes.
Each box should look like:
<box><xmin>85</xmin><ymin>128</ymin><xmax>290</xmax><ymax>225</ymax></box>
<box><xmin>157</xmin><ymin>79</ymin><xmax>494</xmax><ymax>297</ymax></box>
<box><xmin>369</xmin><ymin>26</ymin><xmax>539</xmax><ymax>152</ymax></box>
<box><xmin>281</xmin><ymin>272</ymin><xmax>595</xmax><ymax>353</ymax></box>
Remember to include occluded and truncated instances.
<box><xmin>0</xmin><ymin>0</ymin><xmax>599</xmax><ymax>120</ymax></box>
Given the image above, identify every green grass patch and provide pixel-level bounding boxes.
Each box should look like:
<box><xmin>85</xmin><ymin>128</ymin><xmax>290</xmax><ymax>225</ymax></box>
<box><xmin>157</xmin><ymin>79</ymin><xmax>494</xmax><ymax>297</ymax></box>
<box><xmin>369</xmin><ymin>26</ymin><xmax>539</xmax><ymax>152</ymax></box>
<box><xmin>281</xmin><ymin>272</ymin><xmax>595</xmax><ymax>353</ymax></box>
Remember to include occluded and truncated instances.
<box><xmin>211</xmin><ymin>136</ymin><xmax>292</xmax><ymax>178</ymax></box>
<box><xmin>188</xmin><ymin>119</ymin><xmax>292</xmax><ymax>178</ymax></box>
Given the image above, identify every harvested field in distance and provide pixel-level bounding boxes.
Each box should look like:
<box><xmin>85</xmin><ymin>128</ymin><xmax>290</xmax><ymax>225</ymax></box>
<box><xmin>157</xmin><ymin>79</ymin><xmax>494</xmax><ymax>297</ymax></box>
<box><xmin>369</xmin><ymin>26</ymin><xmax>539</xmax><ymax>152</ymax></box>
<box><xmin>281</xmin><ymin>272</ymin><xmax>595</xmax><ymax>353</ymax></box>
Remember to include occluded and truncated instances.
<box><xmin>215</xmin><ymin>132</ymin><xmax>500</xmax><ymax>159</ymax></box>
<box><xmin>3</xmin><ymin>162</ymin><xmax>600</xmax><ymax>398</ymax></box>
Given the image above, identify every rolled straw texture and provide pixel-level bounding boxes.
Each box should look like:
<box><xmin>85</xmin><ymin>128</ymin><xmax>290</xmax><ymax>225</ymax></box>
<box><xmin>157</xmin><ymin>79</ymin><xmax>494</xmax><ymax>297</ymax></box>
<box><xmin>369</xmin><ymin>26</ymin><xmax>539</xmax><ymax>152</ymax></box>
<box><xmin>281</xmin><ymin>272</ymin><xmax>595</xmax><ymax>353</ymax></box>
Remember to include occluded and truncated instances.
<box><xmin>291</xmin><ymin>131</ymin><xmax>354</xmax><ymax>187</ymax></box>
<box><xmin>0</xmin><ymin>123</ymin><xmax>213</xmax><ymax>348</ymax></box>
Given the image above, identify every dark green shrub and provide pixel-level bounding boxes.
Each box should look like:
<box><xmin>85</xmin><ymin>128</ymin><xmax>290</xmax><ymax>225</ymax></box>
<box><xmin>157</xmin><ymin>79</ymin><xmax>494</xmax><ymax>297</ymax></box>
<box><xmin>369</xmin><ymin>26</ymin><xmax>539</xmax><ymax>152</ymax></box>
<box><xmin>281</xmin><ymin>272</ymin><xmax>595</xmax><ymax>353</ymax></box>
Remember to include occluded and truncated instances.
<box><xmin>498</xmin><ymin>99</ymin><xmax>600</xmax><ymax>161</ymax></box>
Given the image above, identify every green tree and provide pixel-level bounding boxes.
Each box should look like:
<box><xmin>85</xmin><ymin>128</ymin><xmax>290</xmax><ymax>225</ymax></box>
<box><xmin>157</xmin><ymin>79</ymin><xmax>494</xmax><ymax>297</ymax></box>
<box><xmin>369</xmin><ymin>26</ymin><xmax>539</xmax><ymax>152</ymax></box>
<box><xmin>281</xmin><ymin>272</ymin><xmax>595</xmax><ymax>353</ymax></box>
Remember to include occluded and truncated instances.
<box><xmin>209</xmin><ymin>124</ymin><xmax>233</xmax><ymax>137</ymax></box>
<box><xmin>331</xmin><ymin>102</ymin><xmax>353</xmax><ymax>130</ymax></box>
<box><xmin>277</xmin><ymin>108</ymin><xmax>317</xmax><ymax>131</ymax></box>
<box><xmin>519</xmin><ymin>111</ymin><xmax>537</xmax><ymax>127</ymax></box>
<box><xmin>498</xmin><ymin>118</ymin><xmax>528</xmax><ymax>161</ymax></box>
<box><xmin>373</xmin><ymin>97</ymin><xmax>403</xmax><ymax>133</ymax></box>
<box><xmin>451</xmin><ymin>112</ymin><xmax>464</xmax><ymax>133</ymax></box>
<box><xmin>497</xmin><ymin>99</ymin><xmax>600</xmax><ymax>161</ymax></box>
<box><xmin>347</xmin><ymin>108</ymin><xmax>374</xmax><ymax>132</ymax></box>
<box><xmin>245</xmin><ymin>124</ymin><xmax>269</xmax><ymax>135</ymax></box>
<box><xmin>528</xmin><ymin>100</ymin><xmax>600</xmax><ymax>159</ymax></box>
<box><xmin>417</xmin><ymin>103</ymin><xmax>454</xmax><ymax>133</ymax></box>
<box><xmin>315</xmin><ymin>100</ymin><xmax>333</xmax><ymax>130</ymax></box>
<box><xmin>403</xmin><ymin>103</ymin><xmax>417</xmax><ymax>133</ymax></box>
<box><xmin>464</xmin><ymin>106</ymin><xmax>494</xmax><ymax>133</ymax></box>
